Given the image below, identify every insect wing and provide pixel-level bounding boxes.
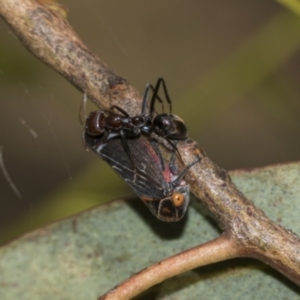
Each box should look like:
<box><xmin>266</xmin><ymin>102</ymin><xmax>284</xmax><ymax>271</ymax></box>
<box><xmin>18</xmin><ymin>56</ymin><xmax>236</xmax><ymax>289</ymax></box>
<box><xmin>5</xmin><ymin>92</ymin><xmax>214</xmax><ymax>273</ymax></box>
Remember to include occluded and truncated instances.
<box><xmin>84</xmin><ymin>134</ymin><xmax>169</xmax><ymax>200</ymax></box>
<box><xmin>84</xmin><ymin>133</ymin><xmax>191</xmax><ymax>222</ymax></box>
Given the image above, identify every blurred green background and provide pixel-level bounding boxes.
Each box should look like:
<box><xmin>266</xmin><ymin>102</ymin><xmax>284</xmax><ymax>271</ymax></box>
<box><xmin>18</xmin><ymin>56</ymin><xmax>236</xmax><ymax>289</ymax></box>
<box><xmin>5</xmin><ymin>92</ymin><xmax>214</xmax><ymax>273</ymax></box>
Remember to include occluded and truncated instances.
<box><xmin>1</xmin><ymin>1</ymin><xmax>300</xmax><ymax>245</ymax></box>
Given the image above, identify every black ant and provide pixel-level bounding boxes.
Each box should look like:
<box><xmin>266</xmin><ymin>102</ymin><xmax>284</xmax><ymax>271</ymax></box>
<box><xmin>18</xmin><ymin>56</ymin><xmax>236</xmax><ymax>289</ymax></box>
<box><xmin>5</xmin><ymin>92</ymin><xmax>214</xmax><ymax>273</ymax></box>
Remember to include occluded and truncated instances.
<box><xmin>83</xmin><ymin>78</ymin><xmax>188</xmax><ymax>173</ymax></box>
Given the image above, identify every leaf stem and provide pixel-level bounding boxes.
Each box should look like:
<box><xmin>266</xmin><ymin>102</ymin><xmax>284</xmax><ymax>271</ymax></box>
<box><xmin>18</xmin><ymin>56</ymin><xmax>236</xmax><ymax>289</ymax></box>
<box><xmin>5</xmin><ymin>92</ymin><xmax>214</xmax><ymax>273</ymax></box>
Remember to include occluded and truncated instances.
<box><xmin>99</xmin><ymin>234</ymin><xmax>239</xmax><ymax>300</ymax></box>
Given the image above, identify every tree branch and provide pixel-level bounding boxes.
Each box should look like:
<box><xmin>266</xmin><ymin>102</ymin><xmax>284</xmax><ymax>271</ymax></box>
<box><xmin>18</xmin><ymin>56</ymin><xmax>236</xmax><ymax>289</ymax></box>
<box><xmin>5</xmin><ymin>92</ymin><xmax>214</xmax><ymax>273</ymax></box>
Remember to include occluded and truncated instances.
<box><xmin>1</xmin><ymin>0</ymin><xmax>300</xmax><ymax>299</ymax></box>
<box><xmin>179</xmin><ymin>139</ymin><xmax>300</xmax><ymax>285</ymax></box>
<box><xmin>0</xmin><ymin>0</ymin><xmax>140</xmax><ymax>114</ymax></box>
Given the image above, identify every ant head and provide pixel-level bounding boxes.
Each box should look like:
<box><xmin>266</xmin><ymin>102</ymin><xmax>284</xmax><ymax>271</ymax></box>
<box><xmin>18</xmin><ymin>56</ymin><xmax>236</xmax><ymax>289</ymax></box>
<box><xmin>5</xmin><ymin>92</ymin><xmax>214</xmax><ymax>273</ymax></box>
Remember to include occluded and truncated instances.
<box><xmin>153</xmin><ymin>113</ymin><xmax>187</xmax><ymax>139</ymax></box>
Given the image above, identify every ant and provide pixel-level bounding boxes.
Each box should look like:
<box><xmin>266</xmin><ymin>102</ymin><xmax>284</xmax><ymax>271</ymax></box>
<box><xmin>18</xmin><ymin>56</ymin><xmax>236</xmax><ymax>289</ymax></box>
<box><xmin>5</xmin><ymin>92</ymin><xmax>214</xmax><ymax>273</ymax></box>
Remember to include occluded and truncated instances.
<box><xmin>83</xmin><ymin>78</ymin><xmax>188</xmax><ymax>173</ymax></box>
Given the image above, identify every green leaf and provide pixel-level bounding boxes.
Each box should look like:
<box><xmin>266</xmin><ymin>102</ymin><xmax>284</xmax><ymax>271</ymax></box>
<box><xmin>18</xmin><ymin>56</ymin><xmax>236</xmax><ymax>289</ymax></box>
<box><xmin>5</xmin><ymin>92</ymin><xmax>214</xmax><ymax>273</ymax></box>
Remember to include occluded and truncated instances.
<box><xmin>0</xmin><ymin>162</ymin><xmax>300</xmax><ymax>299</ymax></box>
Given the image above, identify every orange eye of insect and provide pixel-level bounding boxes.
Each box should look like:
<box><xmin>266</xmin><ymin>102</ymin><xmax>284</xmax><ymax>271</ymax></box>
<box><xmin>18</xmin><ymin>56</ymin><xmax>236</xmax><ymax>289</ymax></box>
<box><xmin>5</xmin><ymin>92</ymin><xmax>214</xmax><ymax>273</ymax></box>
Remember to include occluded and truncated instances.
<box><xmin>172</xmin><ymin>193</ymin><xmax>184</xmax><ymax>207</ymax></box>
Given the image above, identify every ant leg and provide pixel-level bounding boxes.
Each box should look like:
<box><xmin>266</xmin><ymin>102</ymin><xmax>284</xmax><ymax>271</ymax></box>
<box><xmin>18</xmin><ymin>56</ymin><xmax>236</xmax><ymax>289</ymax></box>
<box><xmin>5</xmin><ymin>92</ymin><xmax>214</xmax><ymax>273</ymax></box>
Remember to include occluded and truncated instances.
<box><xmin>142</xmin><ymin>83</ymin><xmax>165</xmax><ymax>116</ymax></box>
<box><xmin>82</xmin><ymin>129</ymin><xmax>89</xmax><ymax>151</ymax></box>
<box><xmin>157</xmin><ymin>78</ymin><xmax>172</xmax><ymax>114</ymax></box>
<box><xmin>155</xmin><ymin>133</ymin><xmax>186</xmax><ymax>167</ymax></box>
<box><xmin>80</xmin><ymin>93</ymin><xmax>90</xmax><ymax>151</ymax></box>
<box><xmin>150</xmin><ymin>78</ymin><xmax>172</xmax><ymax>115</ymax></box>
<box><xmin>141</xmin><ymin>83</ymin><xmax>151</xmax><ymax>115</ymax></box>
<box><xmin>172</xmin><ymin>155</ymin><xmax>200</xmax><ymax>187</ymax></box>
<box><xmin>110</xmin><ymin>105</ymin><xmax>130</xmax><ymax>117</ymax></box>
<box><xmin>99</xmin><ymin>130</ymin><xmax>110</xmax><ymax>144</ymax></box>
<box><xmin>119</xmin><ymin>131</ymin><xmax>137</xmax><ymax>182</ymax></box>
<box><xmin>167</xmin><ymin>140</ymin><xmax>189</xmax><ymax>175</ymax></box>
<box><xmin>79</xmin><ymin>93</ymin><xmax>88</xmax><ymax>125</ymax></box>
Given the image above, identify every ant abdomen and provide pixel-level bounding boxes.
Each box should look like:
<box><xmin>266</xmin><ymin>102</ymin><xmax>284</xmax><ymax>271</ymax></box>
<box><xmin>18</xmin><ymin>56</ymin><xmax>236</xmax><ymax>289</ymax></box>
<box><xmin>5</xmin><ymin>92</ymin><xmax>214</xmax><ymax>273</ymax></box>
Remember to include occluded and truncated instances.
<box><xmin>85</xmin><ymin>111</ymin><xmax>106</xmax><ymax>136</ymax></box>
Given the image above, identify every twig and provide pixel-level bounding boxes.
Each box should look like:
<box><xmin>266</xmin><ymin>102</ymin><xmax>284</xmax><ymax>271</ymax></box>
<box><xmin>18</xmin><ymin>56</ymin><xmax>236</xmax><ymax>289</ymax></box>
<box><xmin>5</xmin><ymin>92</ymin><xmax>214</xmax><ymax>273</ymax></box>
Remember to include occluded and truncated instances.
<box><xmin>1</xmin><ymin>0</ymin><xmax>300</xmax><ymax>299</ymax></box>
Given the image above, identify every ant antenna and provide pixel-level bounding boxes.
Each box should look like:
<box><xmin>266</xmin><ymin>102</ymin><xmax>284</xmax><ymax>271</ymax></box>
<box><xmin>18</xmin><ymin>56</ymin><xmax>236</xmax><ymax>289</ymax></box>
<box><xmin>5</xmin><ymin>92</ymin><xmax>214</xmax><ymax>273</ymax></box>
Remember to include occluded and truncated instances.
<box><xmin>79</xmin><ymin>93</ymin><xmax>88</xmax><ymax>125</ymax></box>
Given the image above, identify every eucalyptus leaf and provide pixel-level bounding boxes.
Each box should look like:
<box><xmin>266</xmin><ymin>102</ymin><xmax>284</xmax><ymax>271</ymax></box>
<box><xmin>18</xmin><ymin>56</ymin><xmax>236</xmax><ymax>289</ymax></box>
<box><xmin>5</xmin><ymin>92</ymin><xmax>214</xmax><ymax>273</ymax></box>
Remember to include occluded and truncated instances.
<box><xmin>0</xmin><ymin>162</ymin><xmax>300</xmax><ymax>299</ymax></box>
